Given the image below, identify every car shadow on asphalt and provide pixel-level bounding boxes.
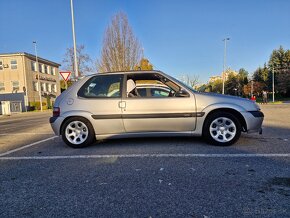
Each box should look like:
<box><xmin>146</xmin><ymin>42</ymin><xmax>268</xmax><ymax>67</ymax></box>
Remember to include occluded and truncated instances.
<box><xmin>76</xmin><ymin>124</ymin><xmax>290</xmax><ymax>152</ymax></box>
<box><xmin>91</xmin><ymin>136</ymin><xmax>206</xmax><ymax>148</ymax></box>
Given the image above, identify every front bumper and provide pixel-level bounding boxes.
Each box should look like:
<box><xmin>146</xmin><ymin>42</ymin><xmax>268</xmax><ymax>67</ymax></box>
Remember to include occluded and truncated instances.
<box><xmin>49</xmin><ymin>116</ymin><xmax>65</xmax><ymax>136</ymax></box>
<box><xmin>241</xmin><ymin>111</ymin><xmax>264</xmax><ymax>134</ymax></box>
<box><xmin>248</xmin><ymin>111</ymin><xmax>264</xmax><ymax>118</ymax></box>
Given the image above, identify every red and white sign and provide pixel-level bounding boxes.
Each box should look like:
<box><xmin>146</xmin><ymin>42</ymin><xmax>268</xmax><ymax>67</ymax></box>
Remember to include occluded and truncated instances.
<box><xmin>60</xmin><ymin>71</ymin><xmax>71</xmax><ymax>81</ymax></box>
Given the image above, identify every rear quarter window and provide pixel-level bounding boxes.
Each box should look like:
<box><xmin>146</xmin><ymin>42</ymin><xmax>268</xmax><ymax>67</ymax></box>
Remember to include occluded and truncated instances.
<box><xmin>78</xmin><ymin>74</ymin><xmax>123</xmax><ymax>98</ymax></box>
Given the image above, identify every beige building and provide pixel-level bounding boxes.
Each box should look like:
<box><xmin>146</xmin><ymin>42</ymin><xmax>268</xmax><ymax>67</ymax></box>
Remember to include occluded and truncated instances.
<box><xmin>209</xmin><ymin>75</ymin><xmax>222</xmax><ymax>83</ymax></box>
<box><xmin>0</xmin><ymin>52</ymin><xmax>61</xmax><ymax>110</ymax></box>
<box><xmin>209</xmin><ymin>68</ymin><xmax>238</xmax><ymax>83</ymax></box>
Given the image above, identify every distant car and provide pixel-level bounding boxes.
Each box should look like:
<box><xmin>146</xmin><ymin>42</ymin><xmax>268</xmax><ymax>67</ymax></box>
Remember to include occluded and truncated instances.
<box><xmin>50</xmin><ymin>70</ymin><xmax>264</xmax><ymax>148</ymax></box>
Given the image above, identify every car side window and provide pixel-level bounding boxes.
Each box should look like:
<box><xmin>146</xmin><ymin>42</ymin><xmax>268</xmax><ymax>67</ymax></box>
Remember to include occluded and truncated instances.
<box><xmin>78</xmin><ymin>74</ymin><xmax>123</xmax><ymax>98</ymax></box>
<box><xmin>151</xmin><ymin>88</ymin><xmax>170</xmax><ymax>97</ymax></box>
<box><xmin>137</xmin><ymin>88</ymin><xmax>147</xmax><ymax>97</ymax></box>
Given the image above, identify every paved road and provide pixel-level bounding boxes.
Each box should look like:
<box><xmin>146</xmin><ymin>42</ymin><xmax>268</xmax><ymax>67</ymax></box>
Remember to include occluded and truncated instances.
<box><xmin>0</xmin><ymin>111</ymin><xmax>54</xmax><ymax>153</ymax></box>
<box><xmin>0</xmin><ymin>105</ymin><xmax>289</xmax><ymax>217</ymax></box>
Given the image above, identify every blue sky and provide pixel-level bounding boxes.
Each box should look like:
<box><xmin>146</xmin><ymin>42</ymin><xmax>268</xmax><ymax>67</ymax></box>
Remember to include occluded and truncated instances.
<box><xmin>1</xmin><ymin>0</ymin><xmax>290</xmax><ymax>83</ymax></box>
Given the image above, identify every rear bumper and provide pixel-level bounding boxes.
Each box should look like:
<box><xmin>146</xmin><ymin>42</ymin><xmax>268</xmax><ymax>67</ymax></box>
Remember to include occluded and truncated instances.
<box><xmin>241</xmin><ymin>111</ymin><xmax>264</xmax><ymax>134</ymax></box>
<box><xmin>49</xmin><ymin>116</ymin><xmax>65</xmax><ymax>136</ymax></box>
<box><xmin>49</xmin><ymin>117</ymin><xmax>58</xmax><ymax>123</ymax></box>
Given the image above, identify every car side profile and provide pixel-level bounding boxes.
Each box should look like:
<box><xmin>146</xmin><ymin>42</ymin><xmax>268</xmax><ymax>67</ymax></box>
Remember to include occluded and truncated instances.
<box><xmin>50</xmin><ymin>70</ymin><xmax>264</xmax><ymax>148</ymax></box>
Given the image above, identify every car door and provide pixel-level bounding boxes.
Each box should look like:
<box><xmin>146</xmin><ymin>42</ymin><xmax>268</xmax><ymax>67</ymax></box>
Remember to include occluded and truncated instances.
<box><xmin>121</xmin><ymin>74</ymin><xmax>196</xmax><ymax>133</ymax></box>
<box><xmin>77</xmin><ymin>74</ymin><xmax>125</xmax><ymax>135</ymax></box>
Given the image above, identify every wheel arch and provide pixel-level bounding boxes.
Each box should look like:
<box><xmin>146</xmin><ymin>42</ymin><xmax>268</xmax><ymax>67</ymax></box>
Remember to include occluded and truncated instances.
<box><xmin>202</xmin><ymin>108</ymin><xmax>247</xmax><ymax>134</ymax></box>
<box><xmin>59</xmin><ymin>111</ymin><xmax>94</xmax><ymax>135</ymax></box>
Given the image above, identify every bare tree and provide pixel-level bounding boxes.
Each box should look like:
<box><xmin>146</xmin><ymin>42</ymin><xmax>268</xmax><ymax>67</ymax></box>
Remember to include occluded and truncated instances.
<box><xmin>181</xmin><ymin>74</ymin><xmax>199</xmax><ymax>88</ymax></box>
<box><xmin>63</xmin><ymin>45</ymin><xmax>93</xmax><ymax>78</ymax></box>
<box><xmin>97</xmin><ymin>12</ymin><xmax>142</xmax><ymax>73</ymax></box>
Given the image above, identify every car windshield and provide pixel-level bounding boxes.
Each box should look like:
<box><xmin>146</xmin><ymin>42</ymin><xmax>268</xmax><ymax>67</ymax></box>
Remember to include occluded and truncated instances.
<box><xmin>163</xmin><ymin>73</ymin><xmax>197</xmax><ymax>93</ymax></box>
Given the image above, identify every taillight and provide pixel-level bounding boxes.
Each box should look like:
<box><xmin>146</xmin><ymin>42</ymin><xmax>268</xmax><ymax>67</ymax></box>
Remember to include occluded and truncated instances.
<box><xmin>53</xmin><ymin>107</ymin><xmax>60</xmax><ymax>117</ymax></box>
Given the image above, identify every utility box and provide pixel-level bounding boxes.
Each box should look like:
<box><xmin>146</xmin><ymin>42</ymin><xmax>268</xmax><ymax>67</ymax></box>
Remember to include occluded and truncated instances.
<box><xmin>0</xmin><ymin>101</ymin><xmax>11</xmax><ymax>115</ymax></box>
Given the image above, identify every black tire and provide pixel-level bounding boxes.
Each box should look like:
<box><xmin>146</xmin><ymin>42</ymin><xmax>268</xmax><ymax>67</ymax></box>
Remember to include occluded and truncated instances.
<box><xmin>203</xmin><ymin>112</ymin><xmax>241</xmax><ymax>146</ymax></box>
<box><xmin>61</xmin><ymin>117</ymin><xmax>95</xmax><ymax>148</ymax></box>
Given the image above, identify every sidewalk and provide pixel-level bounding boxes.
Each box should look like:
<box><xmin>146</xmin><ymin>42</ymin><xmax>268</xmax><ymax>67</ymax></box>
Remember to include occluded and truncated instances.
<box><xmin>257</xmin><ymin>100</ymin><xmax>290</xmax><ymax>104</ymax></box>
<box><xmin>0</xmin><ymin>110</ymin><xmax>52</xmax><ymax>120</ymax></box>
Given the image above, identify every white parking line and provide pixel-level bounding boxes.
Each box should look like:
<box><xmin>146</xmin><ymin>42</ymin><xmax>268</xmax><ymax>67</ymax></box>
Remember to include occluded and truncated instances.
<box><xmin>0</xmin><ymin>153</ymin><xmax>289</xmax><ymax>160</ymax></box>
<box><xmin>0</xmin><ymin>136</ymin><xmax>58</xmax><ymax>157</ymax></box>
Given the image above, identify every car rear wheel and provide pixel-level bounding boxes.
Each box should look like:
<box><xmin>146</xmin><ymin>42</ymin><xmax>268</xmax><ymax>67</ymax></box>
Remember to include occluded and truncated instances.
<box><xmin>203</xmin><ymin>112</ymin><xmax>241</xmax><ymax>146</ymax></box>
<box><xmin>61</xmin><ymin>117</ymin><xmax>95</xmax><ymax>148</ymax></box>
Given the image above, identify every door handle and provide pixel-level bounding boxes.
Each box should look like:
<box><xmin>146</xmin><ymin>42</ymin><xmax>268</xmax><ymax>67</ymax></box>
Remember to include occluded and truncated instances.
<box><xmin>118</xmin><ymin>101</ymin><xmax>126</xmax><ymax>109</ymax></box>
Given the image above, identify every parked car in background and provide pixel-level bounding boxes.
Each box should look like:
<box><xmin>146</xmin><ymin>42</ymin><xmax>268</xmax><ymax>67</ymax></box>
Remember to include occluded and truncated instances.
<box><xmin>50</xmin><ymin>70</ymin><xmax>264</xmax><ymax>148</ymax></box>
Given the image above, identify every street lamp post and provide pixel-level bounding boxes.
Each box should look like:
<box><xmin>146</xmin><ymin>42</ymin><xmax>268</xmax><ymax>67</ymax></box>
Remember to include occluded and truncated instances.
<box><xmin>222</xmin><ymin>38</ymin><xmax>230</xmax><ymax>95</ymax></box>
<box><xmin>33</xmin><ymin>41</ymin><xmax>43</xmax><ymax>112</ymax></box>
<box><xmin>70</xmin><ymin>0</ymin><xmax>79</xmax><ymax>80</ymax></box>
<box><xmin>272</xmin><ymin>67</ymin><xmax>275</xmax><ymax>103</ymax></box>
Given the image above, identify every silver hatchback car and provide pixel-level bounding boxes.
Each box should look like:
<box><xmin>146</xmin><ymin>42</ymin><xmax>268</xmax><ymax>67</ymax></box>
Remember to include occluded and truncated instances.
<box><xmin>50</xmin><ymin>70</ymin><xmax>264</xmax><ymax>148</ymax></box>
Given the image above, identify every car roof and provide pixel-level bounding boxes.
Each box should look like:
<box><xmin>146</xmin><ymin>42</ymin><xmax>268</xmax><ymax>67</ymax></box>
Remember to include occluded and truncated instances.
<box><xmin>87</xmin><ymin>70</ymin><xmax>164</xmax><ymax>77</ymax></box>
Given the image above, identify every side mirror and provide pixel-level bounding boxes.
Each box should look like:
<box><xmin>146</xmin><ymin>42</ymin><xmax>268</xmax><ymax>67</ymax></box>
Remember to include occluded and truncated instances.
<box><xmin>175</xmin><ymin>89</ymin><xmax>189</xmax><ymax>97</ymax></box>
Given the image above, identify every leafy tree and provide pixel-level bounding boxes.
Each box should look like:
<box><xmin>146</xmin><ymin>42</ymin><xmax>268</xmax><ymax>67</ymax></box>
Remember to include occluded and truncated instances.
<box><xmin>238</xmin><ymin>68</ymin><xmax>248</xmax><ymax>84</ymax></box>
<box><xmin>268</xmin><ymin>46</ymin><xmax>289</xmax><ymax>70</ymax></box>
<box><xmin>237</xmin><ymin>68</ymin><xmax>249</xmax><ymax>96</ymax></box>
<box><xmin>134</xmin><ymin>58</ymin><xmax>153</xmax><ymax>70</ymax></box>
<box><xmin>268</xmin><ymin>46</ymin><xmax>290</xmax><ymax>96</ymax></box>
<box><xmin>97</xmin><ymin>12</ymin><xmax>142</xmax><ymax>72</ymax></box>
<box><xmin>225</xmin><ymin>72</ymin><xmax>239</xmax><ymax>95</ymax></box>
<box><xmin>208</xmin><ymin>78</ymin><xmax>223</xmax><ymax>93</ymax></box>
<box><xmin>243</xmin><ymin>83</ymin><xmax>251</xmax><ymax>97</ymax></box>
<box><xmin>197</xmin><ymin>84</ymin><xmax>207</xmax><ymax>92</ymax></box>
<box><xmin>253</xmin><ymin>65</ymin><xmax>268</xmax><ymax>84</ymax></box>
<box><xmin>63</xmin><ymin>45</ymin><xmax>93</xmax><ymax>78</ymax></box>
<box><xmin>243</xmin><ymin>81</ymin><xmax>265</xmax><ymax>97</ymax></box>
<box><xmin>60</xmin><ymin>79</ymin><xmax>74</xmax><ymax>92</ymax></box>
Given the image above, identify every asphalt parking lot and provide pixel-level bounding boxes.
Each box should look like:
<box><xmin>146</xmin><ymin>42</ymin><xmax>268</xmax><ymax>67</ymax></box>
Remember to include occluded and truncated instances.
<box><xmin>0</xmin><ymin>104</ymin><xmax>289</xmax><ymax>217</ymax></box>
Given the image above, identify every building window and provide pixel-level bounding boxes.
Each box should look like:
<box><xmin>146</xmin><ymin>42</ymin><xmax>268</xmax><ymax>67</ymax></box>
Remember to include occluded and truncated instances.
<box><xmin>52</xmin><ymin>84</ymin><xmax>57</xmax><ymax>93</ymax></box>
<box><xmin>41</xmin><ymin>83</ymin><xmax>46</xmax><ymax>92</ymax></box>
<box><xmin>46</xmin><ymin>83</ymin><xmax>50</xmax><ymax>92</ymax></box>
<box><xmin>0</xmin><ymin>60</ymin><xmax>3</xmax><ymax>70</ymax></box>
<box><xmin>0</xmin><ymin>82</ymin><xmax>4</xmax><ymax>91</ymax></box>
<box><xmin>44</xmin><ymin>65</ymin><xmax>48</xmax><ymax>74</ymax></box>
<box><xmin>51</xmin><ymin>67</ymin><xmax>55</xmax><ymax>75</ymax></box>
<box><xmin>12</xmin><ymin>81</ymin><xmax>19</xmax><ymax>92</ymax></box>
<box><xmin>11</xmin><ymin>60</ymin><xmax>17</xmax><ymax>69</ymax></box>
<box><xmin>39</xmin><ymin>64</ymin><xmax>43</xmax><ymax>73</ymax></box>
<box><xmin>31</xmin><ymin>61</ymin><xmax>36</xmax><ymax>71</ymax></box>
<box><xmin>47</xmin><ymin>83</ymin><xmax>52</xmax><ymax>92</ymax></box>
<box><xmin>33</xmin><ymin>81</ymin><xmax>39</xmax><ymax>91</ymax></box>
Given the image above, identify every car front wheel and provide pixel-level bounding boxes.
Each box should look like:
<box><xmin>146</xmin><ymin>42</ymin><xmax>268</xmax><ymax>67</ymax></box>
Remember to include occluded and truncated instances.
<box><xmin>61</xmin><ymin>117</ymin><xmax>95</xmax><ymax>148</ymax></box>
<box><xmin>203</xmin><ymin>112</ymin><xmax>241</xmax><ymax>146</ymax></box>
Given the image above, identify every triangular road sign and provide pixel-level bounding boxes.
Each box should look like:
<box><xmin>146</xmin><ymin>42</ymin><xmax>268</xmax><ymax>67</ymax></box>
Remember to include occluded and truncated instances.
<box><xmin>60</xmin><ymin>71</ymin><xmax>71</xmax><ymax>81</ymax></box>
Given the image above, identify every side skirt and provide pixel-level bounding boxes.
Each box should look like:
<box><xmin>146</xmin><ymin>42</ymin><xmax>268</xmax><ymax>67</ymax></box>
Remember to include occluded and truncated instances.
<box><xmin>95</xmin><ymin>131</ymin><xmax>202</xmax><ymax>140</ymax></box>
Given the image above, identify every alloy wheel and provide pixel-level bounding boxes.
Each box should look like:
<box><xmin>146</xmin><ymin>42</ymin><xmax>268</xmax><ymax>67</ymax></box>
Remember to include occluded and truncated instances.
<box><xmin>65</xmin><ymin>121</ymin><xmax>89</xmax><ymax>145</ymax></box>
<box><xmin>209</xmin><ymin>117</ymin><xmax>237</xmax><ymax>143</ymax></box>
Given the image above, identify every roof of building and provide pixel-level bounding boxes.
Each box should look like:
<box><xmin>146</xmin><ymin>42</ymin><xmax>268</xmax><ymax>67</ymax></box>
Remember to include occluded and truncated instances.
<box><xmin>0</xmin><ymin>52</ymin><xmax>61</xmax><ymax>67</ymax></box>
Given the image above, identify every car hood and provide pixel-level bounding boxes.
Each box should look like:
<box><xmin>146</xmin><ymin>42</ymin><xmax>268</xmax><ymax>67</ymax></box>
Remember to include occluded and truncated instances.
<box><xmin>194</xmin><ymin>92</ymin><xmax>260</xmax><ymax>112</ymax></box>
